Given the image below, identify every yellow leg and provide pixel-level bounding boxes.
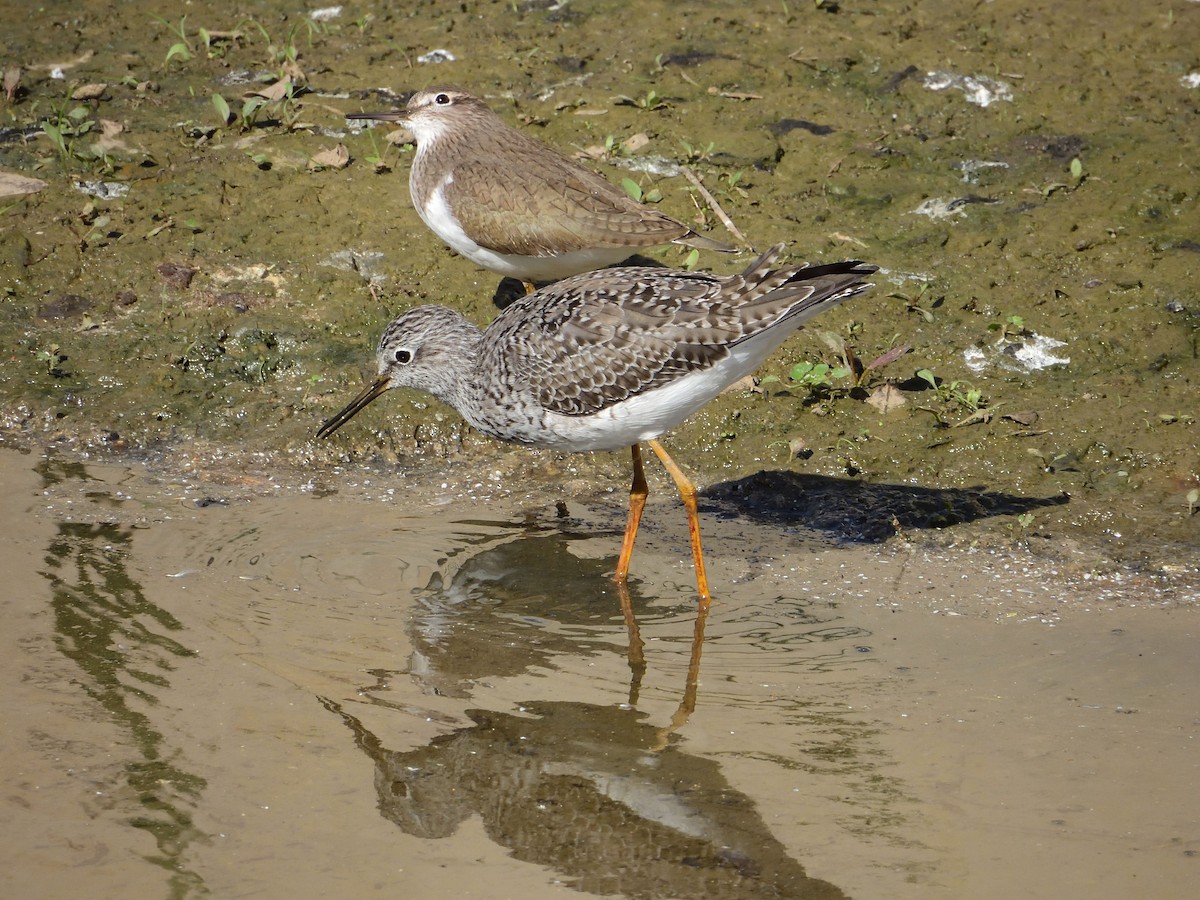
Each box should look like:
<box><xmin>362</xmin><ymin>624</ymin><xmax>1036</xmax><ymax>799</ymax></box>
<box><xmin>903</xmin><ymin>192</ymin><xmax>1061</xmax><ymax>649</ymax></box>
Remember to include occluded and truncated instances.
<box><xmin>614</xmin><ymin>444</ymin><xmax>648</xmax><ymax>585</ymax></box>
<box><xmin>647</xmin><ymin>438</ymin><xmax>713</xmax><ymax>605</ymax></box>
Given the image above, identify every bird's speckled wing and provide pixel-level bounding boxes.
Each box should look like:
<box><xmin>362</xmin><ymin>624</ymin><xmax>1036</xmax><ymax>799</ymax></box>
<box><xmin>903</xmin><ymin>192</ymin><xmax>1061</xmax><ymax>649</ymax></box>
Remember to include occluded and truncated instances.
<box><xmin>481</xmin><ymin>269</ymin><xmax>741</xmax><ymax>416</ymax></box>
<box><xmin>480</xmin><ymin>248</ymin><xmax>875</xmax><ymax>417</ymax></box>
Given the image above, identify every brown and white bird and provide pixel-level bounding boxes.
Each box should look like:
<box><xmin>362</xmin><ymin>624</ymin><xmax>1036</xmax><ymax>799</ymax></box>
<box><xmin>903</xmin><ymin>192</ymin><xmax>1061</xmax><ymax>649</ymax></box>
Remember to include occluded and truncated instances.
<box><xmin>348</xmin><ymin>87</ymin><xmax>735</xmax><ymax>290</ymax></box>
<box><xmin>317</xmin><ymin>244</ymin><xmax>876</xmax><ymax>604</ymax></box>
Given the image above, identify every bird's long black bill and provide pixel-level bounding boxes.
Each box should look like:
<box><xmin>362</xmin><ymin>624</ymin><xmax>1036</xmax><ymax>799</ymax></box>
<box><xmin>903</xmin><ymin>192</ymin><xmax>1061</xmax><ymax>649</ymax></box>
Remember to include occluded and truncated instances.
<box><xmin>345</xmin><ymin>110</ymin><xmax>406</xmax><ymax>123</ymax></box>
<box><xmin>316</xmin><ymin>377</ymin><xmax>391</xmax><ymax>439</ymax></box>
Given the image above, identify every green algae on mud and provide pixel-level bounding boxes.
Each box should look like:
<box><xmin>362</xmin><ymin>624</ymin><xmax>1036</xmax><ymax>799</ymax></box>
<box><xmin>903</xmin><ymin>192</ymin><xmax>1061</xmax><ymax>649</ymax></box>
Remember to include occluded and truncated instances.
<box><xmin>0</xmin><ymin>0</ymin><xmax>1196</xmax><ymax>572</ymax></box>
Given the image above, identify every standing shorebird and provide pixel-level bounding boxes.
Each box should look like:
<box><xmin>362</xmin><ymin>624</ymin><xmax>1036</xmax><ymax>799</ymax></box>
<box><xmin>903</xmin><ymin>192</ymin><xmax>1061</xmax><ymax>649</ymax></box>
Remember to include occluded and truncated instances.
<box><xmin>317</xmin><ymin>244</ymin><xmax>876</xmax><ymax>603</ymax></box>
<box><xmin>347</xmin><ymin>87</ymin><xmax>734</xmax><ymax>291</ymax></box>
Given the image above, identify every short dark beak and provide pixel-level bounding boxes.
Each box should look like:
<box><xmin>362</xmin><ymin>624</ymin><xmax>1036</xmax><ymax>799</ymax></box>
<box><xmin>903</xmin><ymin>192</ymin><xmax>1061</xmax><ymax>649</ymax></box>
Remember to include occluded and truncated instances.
<box><xmin>316</xmin><ymin>376</ymin><xmax>391</xmax><ymax>439</ymax></box>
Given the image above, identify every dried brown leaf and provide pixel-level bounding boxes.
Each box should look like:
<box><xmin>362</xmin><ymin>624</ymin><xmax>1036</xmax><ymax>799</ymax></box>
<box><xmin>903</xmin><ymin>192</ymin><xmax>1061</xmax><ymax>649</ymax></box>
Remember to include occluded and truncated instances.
<box><xmin>3</xmin><ymin>66</ymin><xmax>20</xmax><ymax>102</ymax></box>
<box><xmin>1002</xmin><ymin>410</ymin><xmax>1040</xmax><ymax>426</ymax></box>
<box><xmin>71</xmin><ymin>82</ymin><xmax>108</xmax><ymax>101</ymax></box>
<box><xmin>866</xmin><ymin>343</ymin><xmax>913</xmax><ymax>371</ymax></box>
<box><xmin>246</xmin><ymin>78</ymin><xmax>292</xmax><ymax>103</ymax></box>
<box><xmin>0</xmin><ymin>170</ymin><xmax>48</xmax><ymax>198</ymax></box>
<box><xmin>622</xmin><ymin>132</ymin><xmax>650</xmax><ymax>153</ymax></box>
<box><xmin>309</xmin><ymin>144</ymin><xmax>350</xmax><ymax>170</ymax></box>
<box><xmin>866</xmin><ymin>384</ymin><xmax>907</xmax><ymax>413</ymax></box>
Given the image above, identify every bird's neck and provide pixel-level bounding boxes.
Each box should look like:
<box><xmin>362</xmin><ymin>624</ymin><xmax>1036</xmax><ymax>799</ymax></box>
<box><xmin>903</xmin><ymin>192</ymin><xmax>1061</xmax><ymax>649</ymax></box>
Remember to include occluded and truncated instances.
<box><xmin>423</xmin><ymin>319</ymin><xmax>488</xmax><ymax>421</ymax></box>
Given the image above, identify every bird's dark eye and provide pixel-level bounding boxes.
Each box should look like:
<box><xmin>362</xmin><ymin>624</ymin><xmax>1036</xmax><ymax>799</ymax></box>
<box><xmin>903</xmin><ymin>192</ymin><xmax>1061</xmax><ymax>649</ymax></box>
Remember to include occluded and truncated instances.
<box><xmin>394</xmin><ymin>349</ymin><xmax>413</xmax><ymax>364</ymax></box>
<box><xmin>434</xmin><ymin>93</ymin><xmax>450</xmax><ymax>105</ymax></box>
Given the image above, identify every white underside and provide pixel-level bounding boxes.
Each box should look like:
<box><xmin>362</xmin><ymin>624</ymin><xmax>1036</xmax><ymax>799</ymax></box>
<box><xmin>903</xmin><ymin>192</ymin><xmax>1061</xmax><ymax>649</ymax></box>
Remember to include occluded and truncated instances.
<box><xmin>421</xmin><ymin>179</ymin><xmax>634</xmax><ymax>281</ymax></box>
<box><xmin>538</xmin><ymin>328</ymin><xmax>798</xmax><ymax>452</ymax></box>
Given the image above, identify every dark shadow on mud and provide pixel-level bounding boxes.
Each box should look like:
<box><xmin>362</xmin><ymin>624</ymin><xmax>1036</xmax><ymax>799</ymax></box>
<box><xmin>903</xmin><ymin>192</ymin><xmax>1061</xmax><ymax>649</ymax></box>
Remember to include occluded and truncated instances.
<box><xmin>702</xmin><ymin>470</ymin><xmax>1069</xmax><ymax>543</ymax></box>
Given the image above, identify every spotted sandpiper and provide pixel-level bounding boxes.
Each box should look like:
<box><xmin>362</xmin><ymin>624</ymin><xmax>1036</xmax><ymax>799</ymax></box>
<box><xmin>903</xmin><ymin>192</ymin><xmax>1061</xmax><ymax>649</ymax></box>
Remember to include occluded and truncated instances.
<box><xmin>347</xmin><ymin>87</ymin><xmax>736</xmax><ymax>291</ymax></box>
<box><xmin>317</xmin><ymin>244</ymin><xmax>876</xmax><ymax>603</ymax></box>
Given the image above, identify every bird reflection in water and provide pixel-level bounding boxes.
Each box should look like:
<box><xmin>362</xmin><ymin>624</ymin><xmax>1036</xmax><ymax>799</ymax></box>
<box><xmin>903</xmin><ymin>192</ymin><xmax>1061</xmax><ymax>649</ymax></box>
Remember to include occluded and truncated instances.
<box><xmin>319</xmin><ymin>526</ymin><xmax>846</xmax><ymax>898</ymax></box>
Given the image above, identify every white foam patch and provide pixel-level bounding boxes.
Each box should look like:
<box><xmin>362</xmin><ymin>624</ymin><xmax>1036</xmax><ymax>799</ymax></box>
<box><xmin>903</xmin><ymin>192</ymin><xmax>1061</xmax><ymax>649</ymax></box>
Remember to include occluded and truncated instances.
<box><xmin>964</xmin><ymin>333</ymin><xmax>1070</xmax><ymax>374</ymax></box>
<box><xmin>923</xmin><ymin>72</ymin><xmax>1013</xmax><ymax>107</ymax></box>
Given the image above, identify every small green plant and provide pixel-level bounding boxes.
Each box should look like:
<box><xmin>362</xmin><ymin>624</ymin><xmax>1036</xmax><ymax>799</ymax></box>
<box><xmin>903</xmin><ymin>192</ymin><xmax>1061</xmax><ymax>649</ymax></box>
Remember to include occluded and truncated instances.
<box><xmin>361</xmin><ymin>126</ymin><xmax>391</xmax><ymax>172</ymax></box>
<box><xmin>212</xmin><ymin>92</ymin><xmax>232</xmax><ymax>125</ymax></box>
<box><xmin>989</xmin><ymin>314</ymin><xmax>1027</xmax><ymax>337</ymax></box>
<box><xmin>788</xmin><ymin>360</ymin><xmax>850</xmax><ymax>388</ymax></box>
<box><xmin>35</xmin><ymin>344</ymin><xmax>69</xmax><ymax>377</ymax></box>
<box><xmin>721</xmin><ymin>169</ymin><xmax>749</xmax><ymax>199</ymax></box>
<box><xmin>889</xmin><ymin>282</ymin><xmax>936</xmax><ymax>323</ymax></box>
<box><xmin>679</xmin><ymin>138</ymin><xmax>715</xmax><ymax>163</ymax></box>
<box><xmin>616</xmin><ymin>89</ymin><xmax>668</xmax><ymax>111</ymax></box>
<box><xmin>619</xmin><ymin>177</ymin><xmax>662</xmax><ymax>204</ymax></box>
<box><xmin>1030</xmin><ymin>158</ymin><xmax>1086</xmax><ymax>199</ymax></box>
<box><xmin>916</xmin><ymin>368</ymin><xmax>985</xmax><ymax>410</ymax></box>
<box><xmin>761</xmin><ymin>334</ymin><xmax>911</xmax><ymax>401</ymax></box>
<box><xmin>151</xmin><ymin>14</ymin><xmax>194</xmax><ymax>67</ymax></box>
<box><xmin>241</xmin><ymin>95</ymin><xmax>268</xmax><ymax>130</ymax></box>
<box><xmin>40</xmin><ymin>98</ymin><xmax>97</xmax><ymax>167</ymax></box>
<box><xmin>1007</xmin><ymin>511</ymin><xmax>1036</xmax><ymax>540</ymax></box>
<box><xmin>240</xmin><ymin>16</ymin><xmax>323</xmax><ymax>76</ymax></box>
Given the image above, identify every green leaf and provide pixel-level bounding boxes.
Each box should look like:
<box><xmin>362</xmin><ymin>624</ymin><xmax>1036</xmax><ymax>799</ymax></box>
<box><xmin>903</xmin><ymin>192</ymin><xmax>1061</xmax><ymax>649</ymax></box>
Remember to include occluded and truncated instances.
<box><xmin>212</xmin><ymin>93</ymin><xmax>231</xmax><ymax>124</ymax></box>
<box><xmin>789</xmin><ymin>362</ymin><xmax>815</xmax><ymax>381</ymax></box>
<box><xmin>916</xmin><ymin>368</ymin><xmax>938</xmax><ymax>390</ymax></box>
<box><xmin>165</xmin><ymin>42</ymin><xmax>192</xmax><ymax>64</ymax></box>
<box><xmin>620</xmin><ymin>177</ymin><xmax>642</xmax><ymax>201</ymax></box>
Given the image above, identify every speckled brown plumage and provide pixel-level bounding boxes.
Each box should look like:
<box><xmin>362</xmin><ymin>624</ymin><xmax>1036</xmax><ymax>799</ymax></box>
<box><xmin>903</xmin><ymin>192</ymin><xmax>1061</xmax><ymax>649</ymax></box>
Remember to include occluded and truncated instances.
<box><xmin>317</xmin><ymin>244</ymin><xmax>877</xmax><ymax>602</ymax></box>
<box><xmin>317</xmin><ymin>244</ymin><xmax>875</xmax><ymax>450</ymax></box>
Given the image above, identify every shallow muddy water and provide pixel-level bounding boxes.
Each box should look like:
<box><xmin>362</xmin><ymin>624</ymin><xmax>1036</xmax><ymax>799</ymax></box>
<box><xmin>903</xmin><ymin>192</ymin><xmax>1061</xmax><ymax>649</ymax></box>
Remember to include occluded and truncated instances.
<box><xmin>1</xmin><ymin>447</ymin><xmax>1197</xmax><ymax>899</ymax></box>
<box><xmin>2</xmin><ymin>0</ymin><xmax>1199</xmax><ymax>897</ymax></box>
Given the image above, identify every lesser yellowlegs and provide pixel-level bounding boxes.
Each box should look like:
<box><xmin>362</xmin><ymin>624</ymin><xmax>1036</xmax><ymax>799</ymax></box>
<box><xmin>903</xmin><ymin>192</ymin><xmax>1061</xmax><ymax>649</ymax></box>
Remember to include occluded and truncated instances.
<box><xmin>317</xmin><ymin>244</ymin><xmax>876</xmax><ymax>603</ymax></box>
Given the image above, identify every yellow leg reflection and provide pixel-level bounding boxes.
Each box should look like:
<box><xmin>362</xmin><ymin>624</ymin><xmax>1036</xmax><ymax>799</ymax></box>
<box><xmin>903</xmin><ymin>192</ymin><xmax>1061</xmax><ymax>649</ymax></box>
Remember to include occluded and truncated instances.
<box><xmin>615</xmin><ymin>579</ymin><xmax>646</xmax><ymax>706</ymax></box>
<box><xmin>614</xmin><ymin>578</ymin><xmax>711</xmax><ymax>753</ymax></box>
<box><xmin>653</xmin><ymin>596</ymin><xmax>710</xmax><ymax>752</ymax></box>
